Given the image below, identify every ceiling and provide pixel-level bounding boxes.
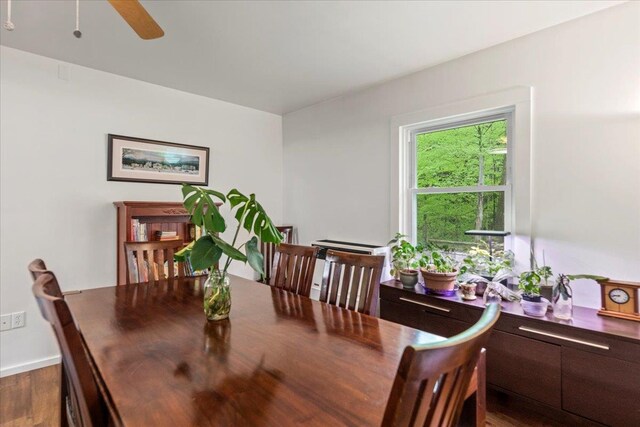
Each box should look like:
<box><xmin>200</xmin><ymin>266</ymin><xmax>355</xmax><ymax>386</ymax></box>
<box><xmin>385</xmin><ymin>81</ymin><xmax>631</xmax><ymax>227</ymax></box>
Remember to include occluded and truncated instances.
<box><xmin>0</xmin><ymin>1</ymin><xmax>625</xmax><ymax>114</ymax></box>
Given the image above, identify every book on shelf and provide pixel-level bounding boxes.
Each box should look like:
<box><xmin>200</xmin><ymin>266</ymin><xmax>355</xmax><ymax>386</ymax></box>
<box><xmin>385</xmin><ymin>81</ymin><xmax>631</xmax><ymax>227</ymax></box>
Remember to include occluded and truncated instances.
<box><xmin>187</xmin><ymin>224</ymin><xmax>204</xmax><ymax>242</ymax></box>
<box><xmin>130</xmin><ymin>219</ymin><xmax>148</xmax><ymax>241</ymax></box>
<box><xmin>154</xmin><ymin>231</ymin><xmax>180</xmax><ymax>241</ymax></box>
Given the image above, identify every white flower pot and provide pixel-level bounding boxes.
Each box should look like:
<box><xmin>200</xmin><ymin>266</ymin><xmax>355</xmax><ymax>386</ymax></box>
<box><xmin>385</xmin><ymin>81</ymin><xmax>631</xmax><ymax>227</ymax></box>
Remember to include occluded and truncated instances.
<box><xmin>521</xmin><ymin>298</ymin><xmax>550</xmax><ymax>317</ymax></box>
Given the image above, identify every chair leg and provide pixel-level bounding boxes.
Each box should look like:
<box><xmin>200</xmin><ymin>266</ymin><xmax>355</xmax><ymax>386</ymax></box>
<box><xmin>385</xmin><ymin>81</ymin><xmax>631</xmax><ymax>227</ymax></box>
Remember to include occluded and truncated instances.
<box><xmin>60</xmin><ymin>361</ymin><xmax>70</xmax><ymax>427</ymax></box>
<box><xmin>459</xmin><ymin>349</ymin><xmax>486</xmax><ymax>427</ymax></box>
<box><xmin>474</xmin><ymin>350</ymin><xmax>487</xmax><ymax>427</ymax></box>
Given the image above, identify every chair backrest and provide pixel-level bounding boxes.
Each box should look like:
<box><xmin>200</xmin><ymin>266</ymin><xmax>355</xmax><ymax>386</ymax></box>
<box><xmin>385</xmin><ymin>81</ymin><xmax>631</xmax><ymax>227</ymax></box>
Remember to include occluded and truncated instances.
<box><xmin>319</xmin><ymin>250</ymin><xmax>385</xmax><ymax>316</ymax></box>
<box><xmin>381</xmin><ymin>303</ymin><xmax>501</xmax><ymax>427</ymax></box>
<box><xmin>261</xmin><ymin>226</ymin><xmax>294</xmax><ymax>283</ymax></box>
<box><xmin>124</xmin><ymin>240</ymin><xmax>186</xmax><ymax>284</ymax></box>
<box><xmin>32</xmin><ymin>273</ymin><xmax>108</xmax><ymax>427</ymax></box>
<box><xmin>270</xmin><ymin>243</ymin><xmax>318</xmax><ymax>297</ymax></box>
<box><xmin>28</xmin><ymin>258</ymin><xmax>63</xmax><ymax>297</ymax></box>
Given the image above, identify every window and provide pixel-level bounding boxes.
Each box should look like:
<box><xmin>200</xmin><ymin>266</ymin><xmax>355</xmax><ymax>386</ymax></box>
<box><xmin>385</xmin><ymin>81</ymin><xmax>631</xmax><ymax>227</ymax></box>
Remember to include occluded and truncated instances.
<box><xmin>408</xmin><ymin>112</ymin><xmax>512</xmax><ymax>251</ymax></box>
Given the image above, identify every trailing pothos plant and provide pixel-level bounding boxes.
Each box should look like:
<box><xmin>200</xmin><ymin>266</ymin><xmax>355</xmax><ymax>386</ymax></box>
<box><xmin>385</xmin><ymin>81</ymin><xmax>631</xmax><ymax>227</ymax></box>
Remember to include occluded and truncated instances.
<box><xmin>174</xmin><ymin>184</ymin><xmax>282</xmax><ymax>277</ymax></box>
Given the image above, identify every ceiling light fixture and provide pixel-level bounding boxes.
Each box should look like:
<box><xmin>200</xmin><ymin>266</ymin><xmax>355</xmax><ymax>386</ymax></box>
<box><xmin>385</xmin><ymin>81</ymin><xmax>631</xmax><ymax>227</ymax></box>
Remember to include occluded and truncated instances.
<box><xmin>73</xmin><ymin>0</ymin><xmax>82</xmax><ymax>38</ymax></box>
<box><xmin>3</xmin><ymin>0</ymin><xmax>15</xmax><ymax>31</ymax></box>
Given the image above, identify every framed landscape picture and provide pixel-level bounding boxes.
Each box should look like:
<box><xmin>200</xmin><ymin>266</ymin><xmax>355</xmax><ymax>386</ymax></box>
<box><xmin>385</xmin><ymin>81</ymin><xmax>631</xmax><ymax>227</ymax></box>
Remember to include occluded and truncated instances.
<box><xmin>107</xmin><ymin>134</ymin><xmax>209</xmax><ymax>185</ymax></box>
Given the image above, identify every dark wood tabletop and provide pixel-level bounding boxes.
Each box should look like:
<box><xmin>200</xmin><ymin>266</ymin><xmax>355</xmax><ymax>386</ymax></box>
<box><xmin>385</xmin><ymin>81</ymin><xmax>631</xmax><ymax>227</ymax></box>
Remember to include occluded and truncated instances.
<box><xmin>65</xmin><ymin>275</ymin><xmax>445</xmax><ymax>426</ymax></box>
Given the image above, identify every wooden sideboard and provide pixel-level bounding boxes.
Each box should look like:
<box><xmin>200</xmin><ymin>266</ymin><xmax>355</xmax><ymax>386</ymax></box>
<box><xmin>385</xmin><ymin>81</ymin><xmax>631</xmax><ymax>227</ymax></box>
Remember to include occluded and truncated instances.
<box><xmin>380</xmin><ymin>280</ymin><xmax>640</xmax><ymax>427</ymax></box>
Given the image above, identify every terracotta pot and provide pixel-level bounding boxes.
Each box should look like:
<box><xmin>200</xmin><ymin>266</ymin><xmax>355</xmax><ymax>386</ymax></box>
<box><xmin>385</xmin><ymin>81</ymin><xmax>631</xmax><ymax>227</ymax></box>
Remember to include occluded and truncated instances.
<box><xmin>420</xmin><ymin>268</ymin><xmax>458</xmax><ymax>295</ymax></box>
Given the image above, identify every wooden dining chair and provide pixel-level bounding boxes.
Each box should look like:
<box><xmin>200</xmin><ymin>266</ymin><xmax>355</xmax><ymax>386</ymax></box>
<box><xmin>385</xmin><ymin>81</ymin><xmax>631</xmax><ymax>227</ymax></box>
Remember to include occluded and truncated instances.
<box><xmin>28</xmin><ymin>259</ymin><xmax>72</xmax><ymax>427</ymax></box>
<box><xmin>124</xmin><ymin>240</ymin><xmax>186</xmax><ymax>284</ymax></box>
<box><xmin>319</xmin><ymin>250</ymin><xmax>385</xmax><ymax>316</ymax></box>
<box><xmin>32</xmin><ymin>273</ymin><xmax>109</xmax><ymax>427</ymax></box>
<box><xmin>28</xmin><ymin>258</ymin><xmax>64</xmax><ymax>296</ymax></box>
<box><xmin>270</xmin><ymin>243</ymin><xmax>318</xmax><ymax>297</ymax></box>
<box><xmin>260</xmin><ymin>226</ymin><xmax>294</xmax><ymax>284</ymax></box>
<box><xmin>381</xmin><ymin>303</ymin><xmax>500</xmax><ymax>427</ymax></box>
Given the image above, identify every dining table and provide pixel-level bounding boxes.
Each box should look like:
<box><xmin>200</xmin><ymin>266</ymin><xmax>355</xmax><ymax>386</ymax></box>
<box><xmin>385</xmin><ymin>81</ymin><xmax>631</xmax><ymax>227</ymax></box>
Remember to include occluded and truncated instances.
<box><xmin>65</xmin><ymin>275</ymin><xmax>482</xmax><ymax>426</ymax></box>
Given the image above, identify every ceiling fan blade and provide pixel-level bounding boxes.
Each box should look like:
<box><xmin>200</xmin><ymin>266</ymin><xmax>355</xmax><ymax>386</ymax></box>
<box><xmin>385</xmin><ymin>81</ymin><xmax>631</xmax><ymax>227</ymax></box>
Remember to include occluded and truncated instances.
<box><xmin>107</xmin><ymin>0</ymin><xmax>164</xmax><ymax>40</ymax></box>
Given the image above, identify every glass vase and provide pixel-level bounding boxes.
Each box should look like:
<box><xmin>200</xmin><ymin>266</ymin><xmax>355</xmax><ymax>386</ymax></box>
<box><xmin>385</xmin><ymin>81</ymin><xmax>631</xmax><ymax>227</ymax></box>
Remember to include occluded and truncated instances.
<box><xmin>553</xmin><ymin>282</ymin><xmax>573</xmax><ymax>320</ymax></box>
<box><xmin>203</xmin><ymin>270</ymin><xmax>231</xmax><ymax>321</ymax></box>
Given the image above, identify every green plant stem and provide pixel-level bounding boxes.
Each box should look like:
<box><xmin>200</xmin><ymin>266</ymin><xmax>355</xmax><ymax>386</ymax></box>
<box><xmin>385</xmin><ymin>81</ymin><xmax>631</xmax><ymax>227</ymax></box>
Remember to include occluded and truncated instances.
<box><xmin>222</xmin><ymin>202</ymin><xmax>250</xmax><ymax>273</ymax></box>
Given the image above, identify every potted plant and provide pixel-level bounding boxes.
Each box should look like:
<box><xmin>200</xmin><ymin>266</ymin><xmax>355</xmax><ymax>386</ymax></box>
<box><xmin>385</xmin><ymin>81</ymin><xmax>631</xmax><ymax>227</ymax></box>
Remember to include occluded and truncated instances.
<box><xmin>459</xmin><ymin>244</ymin><xmax>514</xmax><ymax>294</ymax></box>
<box><xmin>388</xmin><ymin>233</ymin><xmax>427</xmax><ymax>288</ymax></box>
<box><xmin>398</xmin><ymin>269</ymin><xmax>419</xmax><ymax>289</ymax></box>
<box><xmin>420</xmin><ymin>251</ymin><xmax>458</xmax><ymax>296</ymax></box>
<box><xmin>175</xmin><ymin>184</ymin><xmax>282</xmax><ymax>321</ymax></box>
<box><xmin>532</xmin><ymin>251</ymin><xmax>554</xmax><ymax>302</ymax></box>
<box><xmin>460</xmin><ymin>244</ymin><xmax>514</xmax><ymax>278</ymax></box>
<box><xmin>518</xmin><ymin>270</ymin><xmax>549</xmax><ymax>317</ymax></box>
<box><xmin>388</xmin><ymin>233</ymin><xmax>420</xmax><ymax>276</ymax></box>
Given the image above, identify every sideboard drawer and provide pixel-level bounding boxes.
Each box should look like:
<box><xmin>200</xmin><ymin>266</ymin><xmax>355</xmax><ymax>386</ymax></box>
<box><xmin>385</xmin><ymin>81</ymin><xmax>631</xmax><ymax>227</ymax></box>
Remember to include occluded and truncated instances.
<box><xmin>380</xmin><ymin>299</ymin><xmax>423</xmax><ymax>331</ymax></box>
<box><xmin>380</xmin><ymin>299</ymin><xmax>471</xmax><ymax>338</ymax></box>
<box><xmin>420</xmin><ymin>309</ymin><xmax>472</xmax><ymax>338</ymax></box>
<box><xmin>380</xmin><ymin>285</ymin><xmax>480</xmax><ymax>323</ymax></box>
<box><xmin>562</xmin><ymin>347</ymin><xmax>640</xmax><ymax>426</ymax></box>
<box><xmin>486</xmin><ymin>330</ymin><xmax>562</xmax><ymax>408</ymax></box>
<box><xmin>494</xmin><ymin>314</ymin><xmax>639</xmax><ymax>363</ymax></box>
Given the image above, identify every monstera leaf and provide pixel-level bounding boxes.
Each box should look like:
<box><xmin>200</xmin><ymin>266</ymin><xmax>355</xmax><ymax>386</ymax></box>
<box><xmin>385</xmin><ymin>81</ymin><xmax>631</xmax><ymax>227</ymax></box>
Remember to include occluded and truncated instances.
<box><xmin>245</xmin><ymin>236</ymin><xmax>264</xmax><ymax>276</ymax></box>
<box><xmin>181</xmin><ymin>184</ymin><xmax>226</xmax><ymax>233</ymax></box>
<box><xmin>190</xmin><ymin>236</ymin><xmax>223</xmax><ymax>270</ymax></box>
<box><xmin>176</xmin><ymin>184</ymin><xmax>281</xmax><ymax>276</ymax></box>
<box><xmin>227</xmin><ymin>189</ymin><xmax>282</xmax><ymax>243</ymax></box>
<box><xmin>174</xmin><ymin>240</ymin><xmax>194</xmax><ymax>262</ymax></box>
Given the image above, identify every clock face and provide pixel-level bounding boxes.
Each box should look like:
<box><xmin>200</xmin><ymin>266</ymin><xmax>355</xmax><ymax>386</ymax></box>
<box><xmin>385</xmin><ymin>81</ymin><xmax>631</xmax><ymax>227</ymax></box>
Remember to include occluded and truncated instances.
<box><xmin>609</xmin><ymin>288</ymin><xmax>630</xmax><ymax>304</ymax></box>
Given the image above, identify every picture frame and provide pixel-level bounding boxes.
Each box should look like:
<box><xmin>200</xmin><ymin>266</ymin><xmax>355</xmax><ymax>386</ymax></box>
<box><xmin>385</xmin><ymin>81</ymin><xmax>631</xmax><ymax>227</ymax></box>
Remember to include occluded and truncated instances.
<box><xmin>107</xmin><ymin>134</ymin><xmax>209</xmax><ymax>185</ymax></box>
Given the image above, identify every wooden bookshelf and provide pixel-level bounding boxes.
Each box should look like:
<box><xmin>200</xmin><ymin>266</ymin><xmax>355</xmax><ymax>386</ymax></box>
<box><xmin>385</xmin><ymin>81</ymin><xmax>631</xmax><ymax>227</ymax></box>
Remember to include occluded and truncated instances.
<box><xmin>114</xmin><ymin>201</ymin><xmax>196</xmax><ymax>285</ymax></box>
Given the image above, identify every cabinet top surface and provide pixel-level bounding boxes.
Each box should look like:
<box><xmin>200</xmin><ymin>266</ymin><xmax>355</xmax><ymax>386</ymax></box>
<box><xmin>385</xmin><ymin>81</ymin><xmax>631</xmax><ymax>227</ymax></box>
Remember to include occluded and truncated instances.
<box><xmin>113</xmin><ymin>201</ymin><xmax>185</xmax><ymax>207</ymax></box>
<box><xmin>381</xmin><ymin>280</ymin><xmax>640</xmax><ymax>343</ymax></box>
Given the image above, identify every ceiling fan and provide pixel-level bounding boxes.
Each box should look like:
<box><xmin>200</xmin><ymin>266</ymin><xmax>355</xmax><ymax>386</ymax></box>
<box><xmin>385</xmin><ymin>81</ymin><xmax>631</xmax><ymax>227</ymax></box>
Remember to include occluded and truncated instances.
<box><xmin>3</xmin><ymin>0</ymin><xmax>164</xmax><ymax>40</ymax></box>
<box><xmin>107</xmin><ymin>0</ymin><xmax>164</xmax><ymax>40</ymax></box>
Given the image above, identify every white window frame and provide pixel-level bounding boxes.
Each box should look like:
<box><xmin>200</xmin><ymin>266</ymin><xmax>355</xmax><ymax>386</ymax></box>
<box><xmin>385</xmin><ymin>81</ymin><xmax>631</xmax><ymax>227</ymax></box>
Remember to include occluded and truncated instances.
<box><xmin>389</xmin><ymin>87</ymin><xmax>532</xmax><ymax>270</ymax></box>
<box><xmin>406</xmin><ymin>111</ymin><xmax>513</xmax><ymax>249</ymax></box>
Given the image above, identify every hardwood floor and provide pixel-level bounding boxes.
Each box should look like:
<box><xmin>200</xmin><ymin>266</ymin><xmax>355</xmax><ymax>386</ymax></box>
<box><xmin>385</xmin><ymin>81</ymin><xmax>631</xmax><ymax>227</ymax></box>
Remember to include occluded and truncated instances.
<box><xmin>1</xmin><ymin>365</ymin><xmax>565</xmax><ymax>427</ymax></box>
<box><xmin>486</xmin><ymin>390</ymin><xmax>568</xmax><ymax>427</ymax></box>
<box><xmin>0</xmin><ymin>365</ymin><xmax>60</xmax><ymax>427</ymax></box>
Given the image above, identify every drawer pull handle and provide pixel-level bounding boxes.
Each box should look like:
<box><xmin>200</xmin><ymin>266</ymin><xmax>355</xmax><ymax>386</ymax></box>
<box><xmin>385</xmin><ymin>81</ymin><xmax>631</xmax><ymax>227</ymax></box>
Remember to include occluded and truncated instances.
<box><xmin>518</xmin><ymin>326</ymin><xmax>609</xmax><ymax>350</ymax></box>
<box><xmin>399</xmin><ymin>297</ymin><xmax>450</xmax><ymax>313</ymax></box>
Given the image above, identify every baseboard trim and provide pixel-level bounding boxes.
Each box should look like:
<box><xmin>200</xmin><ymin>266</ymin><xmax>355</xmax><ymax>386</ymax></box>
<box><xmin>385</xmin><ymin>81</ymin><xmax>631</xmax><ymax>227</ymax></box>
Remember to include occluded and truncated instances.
<box><xmin>0</xmin><ymin>355</ymin><xmax>61</xmax><ymax>378</ymax></box>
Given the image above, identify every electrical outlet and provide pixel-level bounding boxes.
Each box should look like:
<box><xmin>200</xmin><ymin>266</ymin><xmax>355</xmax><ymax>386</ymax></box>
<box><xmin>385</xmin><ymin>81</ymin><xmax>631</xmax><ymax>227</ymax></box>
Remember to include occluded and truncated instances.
<box><xmin>11</xmin><ymin>311</ymin><xmax>25</xmax><ymax>329</ymax></box>
<box><xmin>0</xmin><ymin>314</ymin><xmax>10</xmax><ymax>331</ymax></box>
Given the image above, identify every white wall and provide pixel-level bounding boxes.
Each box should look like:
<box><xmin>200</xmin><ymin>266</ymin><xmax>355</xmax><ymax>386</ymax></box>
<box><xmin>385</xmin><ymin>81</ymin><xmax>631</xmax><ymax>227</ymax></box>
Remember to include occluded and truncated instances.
<box><xmin>283</xmin><ymin>3</ymin><xmax>640</xmax><ymax>308</ymax></box>
<box><xmin>0</xmin><ymin>46</ymin><xmax>283</xmax><ymax>375</ymax></box>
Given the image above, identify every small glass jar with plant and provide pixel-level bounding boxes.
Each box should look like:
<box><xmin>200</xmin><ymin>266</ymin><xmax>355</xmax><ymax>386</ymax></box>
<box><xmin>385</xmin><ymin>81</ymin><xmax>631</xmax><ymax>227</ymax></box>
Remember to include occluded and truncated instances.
<box><xmin>552</xmin><ymin>274</ymin><xmax>607</xmax><ymax>320</ymax></box>
<box><xmin>175</xmin><ymin>184</ymin><xmax>282</xmax><ymax>321</ymax></box>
